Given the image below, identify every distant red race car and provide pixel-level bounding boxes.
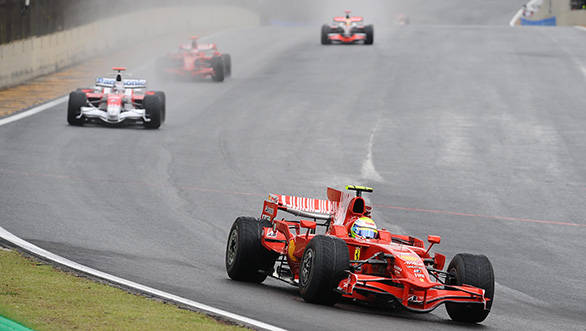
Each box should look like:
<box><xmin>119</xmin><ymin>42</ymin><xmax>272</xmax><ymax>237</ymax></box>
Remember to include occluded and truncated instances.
<box><xmin>226</xmin><ymin>185</ymin><xmax>494</xmax><ymax>323</ymax></box>
<box><xmin>157</xmin><ymin>37</ymin><xmax>231</xmax><ymax>82</ymax></box>
<box><xmin>321</xmin><ymin>10</ymin><xmax>374</xmax><ymax>45</ymax></box>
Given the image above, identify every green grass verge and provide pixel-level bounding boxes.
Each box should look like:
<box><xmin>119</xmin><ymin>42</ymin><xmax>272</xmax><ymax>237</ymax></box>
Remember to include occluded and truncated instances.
<box><xmin>0</xmin><ymin>248</ymin><xmax>243</xmax><ymax>330</ymax></box>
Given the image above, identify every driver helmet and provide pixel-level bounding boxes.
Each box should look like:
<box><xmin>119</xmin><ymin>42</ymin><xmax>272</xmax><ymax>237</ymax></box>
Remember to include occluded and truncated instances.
<box><xmin>350</xmin><ymin>217</ymin><xmax>378</xmax><ymax>239</ymax></box>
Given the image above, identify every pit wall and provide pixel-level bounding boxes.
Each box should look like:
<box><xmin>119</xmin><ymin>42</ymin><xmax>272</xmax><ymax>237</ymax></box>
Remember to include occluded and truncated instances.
<box><xmin>514</xmin><ymin>0</ymin><xmax>586</xmax><ymax>26</ymax></box>
<box><xmin>0</xmin><ymin>6</ymin><xmax>259</xmax><ymax>90</ymax></box>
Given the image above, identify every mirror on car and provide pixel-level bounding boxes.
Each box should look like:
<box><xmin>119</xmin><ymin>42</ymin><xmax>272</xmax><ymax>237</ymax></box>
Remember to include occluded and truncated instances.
<box><xmin>427</xmin><ymin>235</ymin><xmax>441</xmax><ymax>244</ymax></box>
<box><xmin>300</xmin><ymin>219</ymin><xmax>317</xmax><ymax>230</ymax></box>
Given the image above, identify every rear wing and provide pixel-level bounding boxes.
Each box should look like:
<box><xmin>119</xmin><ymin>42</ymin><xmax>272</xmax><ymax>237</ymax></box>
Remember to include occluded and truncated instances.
<box><xmin>261</xmin><ymin>186</ymin><xmax>373</xmax><ymax>225</ymax></box>
<box><xmin>261</xmin><ymin>194</ymin><xmax>336</xmax><ymax>221</ymax></box>
<box><xmin>333</xmin><ymin>16</ymin><xmax>364</xmax><ymax>22</ymax></box>
<box><xmin>95</xmin><ymin>77</ymin><xmax>147</xmax><ymax>89</ymax></box>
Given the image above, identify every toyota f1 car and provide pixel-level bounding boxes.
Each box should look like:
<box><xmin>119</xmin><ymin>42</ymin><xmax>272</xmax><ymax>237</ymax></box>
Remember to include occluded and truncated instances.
<box><xmin>321</xmin><ymin>10</ymin><xmax>374</xmax><ymax>45</ymax></box>
<box><xmin>226</xmin><ymin>186</ymin><xmax>494</xmax><ymax>323</ymax></box>
<box><xmin>156</xmin><ymin>37</ymin><xmax>231</xmax><ymax>82</ymax></box>
<box><xmin>67</xmin><ymin>67</ymin><xmax>165</xmax><ymax>129</ymax></box>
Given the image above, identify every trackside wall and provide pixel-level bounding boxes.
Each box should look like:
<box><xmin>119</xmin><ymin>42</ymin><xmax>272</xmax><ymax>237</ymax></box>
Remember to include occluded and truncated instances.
<box><xmin>0</xmin><ymin>6</ymin><xmax>259</xmax><ymax>90</ymax></box>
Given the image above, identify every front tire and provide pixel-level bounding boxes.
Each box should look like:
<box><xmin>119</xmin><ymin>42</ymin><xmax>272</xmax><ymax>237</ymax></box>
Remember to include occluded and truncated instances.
<box><xmin>365</xmin><ymin>25</ymin><xmax>374</xmax><ymax>45</ymax></box>
<box><xmin>445</xmin><ymin>253</ymin><xmax>495</xmax><ymax>323</ymax></box>
<box><xmin>299</xmin><ymin>235</ymin><xmax>349</xmax><ymax>305</ymax></box>
<box><xmin>143</xmin><ymin>94</ymin><xmax>162</xmax><ymax>129</ymax></box>
<box><xmin>67</xmin><ymin>91</ymin><xmax>86</xmax><ymax>126</ymax></box>
<box><xmin>321</xmin><ymin>25</ymin><xmax>330</xmax><ymax>45</ymax></box>
<box><xmin>225</xmin><ymin>217</ymin><xmax>278</xmax><ymax>283</ymax></box>
<box><xmin>153</xmin><ymin>91</ymin><xmax>166</xmax><ymax>123</ymax></box>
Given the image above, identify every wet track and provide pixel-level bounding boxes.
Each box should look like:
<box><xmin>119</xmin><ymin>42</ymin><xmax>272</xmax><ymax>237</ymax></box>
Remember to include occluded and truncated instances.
<box><xmin>1</xmin><ymin>3</ymin><xmax>586</xmax><ymax>330</ymax></box>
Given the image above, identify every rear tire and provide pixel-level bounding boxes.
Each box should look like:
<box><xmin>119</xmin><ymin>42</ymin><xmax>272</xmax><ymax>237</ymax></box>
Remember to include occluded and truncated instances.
<box><xmin>221</xmin><ymin>54</ymin><xmax>231</xmax><ymax>77</ymax></box>
<box><xmin>225</xmin><ymin>217</ymin><xmax>278</xmax><ymax>283</ymax></box>
<box><xmin>365</xmin><ymin>25</ymin><xmax>374</xmax><ymax>45</ymax></box>
<box><xmin>67</xmin><ymin>91</ymin><xmax>86</xmax><ymax>126</ymax></box>
<box><xmin>143</xmin><ymin>94</ymin><xmax>162</xmax><ymax>129</ymax></box>
<box><xmin>445</xmin><ymin>253</ymin><xmax>495</xmax><ymax>323</ymax></box>
<box><xmin>321</xmin><ymin>25</ymin><xmax>330</xmax><ymax>45</ymax></box>
<box><xmin>211</xmin><ymin>56</ymin><xmax>225</xmax><ymax>82</ymax></box>
<box><xmin>299</xmin><ymin>235</ymin><xmax>349</xmax><ymax>305</ymax></box>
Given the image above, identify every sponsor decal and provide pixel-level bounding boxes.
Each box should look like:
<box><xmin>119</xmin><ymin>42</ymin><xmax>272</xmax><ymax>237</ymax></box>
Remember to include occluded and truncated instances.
<box><xmin>123</xmin><ymin>79</ymin><xmax>146</xmax><ymax>87</ymax></box>
<box><xmin>266</xmin><ymin>229</ymin><xmax>278</xmax><ymax>238</ymax></box>
<box><xmin>403</xmin><ymin>260</ymin><xmax>424</xmax><ymax>266</ymax></box>
<box><xmin>287</xmin><ymin>239</ymin><xmax>298</xmax><ymax>262</ymax></box>
<box><xmin>399</xmin><ymin>253</ymin><xmax>419</xmax><ymax>262</ymax></box>
<box><xmin>393</xmin><ymin>265</ymin><xmax>402</xmax><ymax>276</ymax></box>
<box><xmin>354</xmin><ymin>247</ymin><xmax>361</xmax><ymax>260</ymax></box>
<box><xmin>264</xmin><ymin>206</ymin><xmax>274</xmax><ymax>216</ymax></box>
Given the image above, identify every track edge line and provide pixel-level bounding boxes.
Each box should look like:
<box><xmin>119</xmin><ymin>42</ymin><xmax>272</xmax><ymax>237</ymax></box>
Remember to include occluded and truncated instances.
<box><xmin>0</xmin><ymin>225</ymin><xmax>286</xmax><ymax>331</ymax></box>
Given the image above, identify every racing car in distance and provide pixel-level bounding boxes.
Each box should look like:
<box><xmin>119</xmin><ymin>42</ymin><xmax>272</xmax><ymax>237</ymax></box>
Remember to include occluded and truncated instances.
<box><xmin>226</xmin><ymin>185</ymin><xmax>495</xmax><ymax>323</ymax></box>
<box><xmin>156</xmin><ymin>37</ymin><xmax>231</xmax><ymax>82</ymax></box>
<box><xmin>67</xmin><ymin>67</ymin><xmax>165</xmax><ymax>129</ymax></box>
<box><xmin>321</xmin><ymin>10</ymin><xmax>373</xmax><ymax>45</ymax></box>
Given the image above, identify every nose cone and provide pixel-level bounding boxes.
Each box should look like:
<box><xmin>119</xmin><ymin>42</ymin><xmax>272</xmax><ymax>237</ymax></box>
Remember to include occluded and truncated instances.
<box><xmin>107</xmin><ymin>104</ymin><xmax>121</xmax><ymax>120</ymax></box>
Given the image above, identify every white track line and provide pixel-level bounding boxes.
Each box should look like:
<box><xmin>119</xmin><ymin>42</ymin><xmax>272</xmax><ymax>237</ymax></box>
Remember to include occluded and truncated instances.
<box><xmin>0</xmin><ymin>96</ymin><xmax>67</xmax><ymax>127</ymax></box>
<box><xmin>0</xmin><ymin>226</ymin><xmax>285</xmax><ymax>331</ymax></box>
<box><xmin>510</xmin><ymin>7</ymin><xmax>523</xmax><ymax>27</ymax></box>
<box><xmin>575</xmin><ymin>26</ymin><xmax>586</xmax><ymax>31</ymax></box>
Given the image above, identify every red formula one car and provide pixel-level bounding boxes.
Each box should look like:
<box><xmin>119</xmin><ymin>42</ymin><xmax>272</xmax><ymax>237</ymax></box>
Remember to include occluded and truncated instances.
<box><xmin>226</xmin><ymin>186</ymin><xmax>494</xmax><ymax>323</ymax></box>
<box><xmin>321</xmin><ymin>10</ymin><xmax>374</xmax><ymax>45</ymax></box>
<box><xmin>67</xmin><ymin>67</ymin><xmax>165</xmax><ymax>129</ymax></box>
<box><xmin>156</xmin><ymin>37</ymin><xmax>231</xmax><ymax>82</ymax></box>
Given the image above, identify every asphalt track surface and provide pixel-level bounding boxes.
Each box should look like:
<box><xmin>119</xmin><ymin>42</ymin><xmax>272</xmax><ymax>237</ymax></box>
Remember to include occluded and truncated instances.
<box><xmin>1</xmin><ymin>7</ymin><xmax>585</xmax><ymax>331</ymax></box>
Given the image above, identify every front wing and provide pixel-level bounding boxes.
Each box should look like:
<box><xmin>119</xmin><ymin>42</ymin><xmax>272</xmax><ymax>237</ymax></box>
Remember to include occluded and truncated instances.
<box><xmin>337</xmin><ymin>273</ymin><xmax>488</xmax><ymax>313</ymax></box>
<box><xmin>328</xmin><ymin>33</ymin><xmax>366</xmax><ymax>43</ymax></box>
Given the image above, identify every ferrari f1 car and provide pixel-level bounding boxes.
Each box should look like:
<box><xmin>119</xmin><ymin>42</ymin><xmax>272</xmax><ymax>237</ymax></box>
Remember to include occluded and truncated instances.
<box><xmin>226</xmin><ymin>186</ymin><xmax>494</xmax><ymax>323</ymax></box>
<box><xmin>156</xmin><ymin>37</ymin><xmax>231</xmax><ymax>82</ymax></box>
<box><xmin>321</xmin><ymin>10</ymin><xmax>374</xmax><ymax>45</ymax></box>
<box><xmin>67</xmin><ymin>67</ymin><xmax>165</xmax><ymax>129</ymax></box>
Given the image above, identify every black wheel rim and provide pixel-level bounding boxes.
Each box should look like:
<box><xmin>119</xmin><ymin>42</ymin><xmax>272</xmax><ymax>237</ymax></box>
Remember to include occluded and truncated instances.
<box><xmin>300</xmin><ymin>248</ymin><xmax>313</xmax><ymax>286</ymax></box>
<box><xmin>227</xmin><ymin>227</ymin><xmax>238</xmax><ymax>266</ymax></box>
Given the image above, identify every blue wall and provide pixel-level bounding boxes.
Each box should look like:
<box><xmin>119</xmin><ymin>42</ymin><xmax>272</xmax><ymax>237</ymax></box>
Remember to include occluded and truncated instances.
<box><xmin>520</xmin><ymin>16</ymin><xmax>557</xmax><ymax>26</ymax></box>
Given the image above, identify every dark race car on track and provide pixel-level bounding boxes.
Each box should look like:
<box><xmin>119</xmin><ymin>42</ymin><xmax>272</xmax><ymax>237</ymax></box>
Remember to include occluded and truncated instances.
<box><xmin>156</xmin><ymin>36</ymin><xmax>231</xmax><ymax>82</ymax></box>
<box><xmin>67</xmin><ymin>67</ymin><xmax>165</xmax><ymax>129</ymax></box>
<box><xmin>226</xmin><ymin>185</ymin><xmax>495</xmax><ymax>323</ymax></box>
<box><xmin>321</xmin><ymin>10</ymin><xmax>374</xmax><ymax>45</ymax></box>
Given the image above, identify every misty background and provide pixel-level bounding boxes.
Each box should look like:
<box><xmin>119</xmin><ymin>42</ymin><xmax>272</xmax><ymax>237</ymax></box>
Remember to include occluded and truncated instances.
<box><xmin>1</xmin><ymin>0</ymin><xmax>529</xmax><ymax>45</ymax></box>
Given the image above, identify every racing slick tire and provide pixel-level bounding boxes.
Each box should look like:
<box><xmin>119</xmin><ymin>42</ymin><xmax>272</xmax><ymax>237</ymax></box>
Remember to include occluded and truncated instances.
<box><xmin>299</xmin><ymin>235</ymin><xmax>349</xmax><ymax>305</ymax></box>
<box><xmin>143</xmin><ymin>94</ymin><xmax>162</xmax><ymax>129</ymax></box>
<box><xmin>221</xmin><ymin>54</ymin><xmax>231</xmax><ymax>77</ymax></box>
<box><xmin>321</xmin><ymin>25</ymin><xmax>331</xmax><ymax>45</ymax></box>
<box><xmin>225</xmin><ymin>217</ymin><xmax>278</xmax><ymax>283</ymax></box>
<box><xmin>211</xmin><ymin>56</ymin><xmax>225</xmax><ymax>82</ymax></box>
<box><xmin>365</xmin><ymin>25</ymin><xmax>374</xmax><ymax>45</ymax></box>
<box><xmin>67</xmin><ymin>91</ymin><xmax>86</xmax><ymax>126</ymax></box>
<box><xmin>445</xmin><ymin>253</ymin><xmax>495</xmax><ymax>323</ymax></box>
<box><xmin>153</xmin><ymin>91</ymin><xmax>166</xmax><ymax>123</ymax></box>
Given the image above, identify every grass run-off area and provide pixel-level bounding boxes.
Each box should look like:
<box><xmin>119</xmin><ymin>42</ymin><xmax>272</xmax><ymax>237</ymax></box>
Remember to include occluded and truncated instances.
<box><xmin>0</xmin><ymin>248</ymin><xmax>243</xmax><ymax>330</ymax></box>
